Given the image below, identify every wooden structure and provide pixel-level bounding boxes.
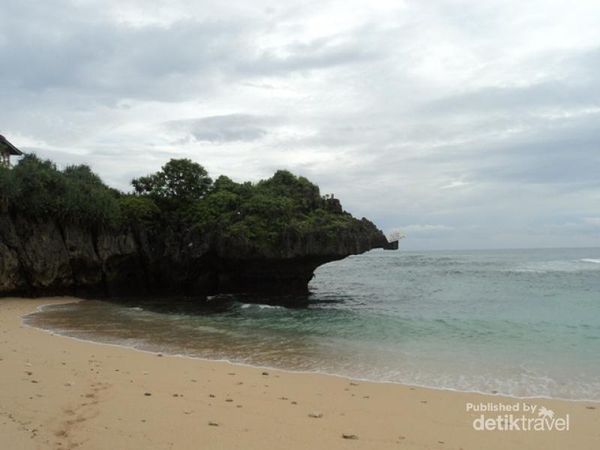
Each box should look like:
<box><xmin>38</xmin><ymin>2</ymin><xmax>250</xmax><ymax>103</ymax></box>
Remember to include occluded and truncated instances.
<box><xmin>0</xmin><ymin>135</ymin><xmax>23</xmax><ymax>168</ymax></box>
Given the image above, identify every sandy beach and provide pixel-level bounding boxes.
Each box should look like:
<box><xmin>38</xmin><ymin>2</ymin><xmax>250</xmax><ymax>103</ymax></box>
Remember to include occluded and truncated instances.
<box><xmin>1</xmin><ymin>298</ymin><xmax>598</xmax><ymax>450</ymax></box>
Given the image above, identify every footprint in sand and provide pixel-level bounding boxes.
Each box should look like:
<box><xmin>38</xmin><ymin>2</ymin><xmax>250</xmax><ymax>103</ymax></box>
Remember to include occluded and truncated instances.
<box><xmin>342</xmin><ymin>434</ymin><xmax>358</xmax><ymax>440</ymax></box>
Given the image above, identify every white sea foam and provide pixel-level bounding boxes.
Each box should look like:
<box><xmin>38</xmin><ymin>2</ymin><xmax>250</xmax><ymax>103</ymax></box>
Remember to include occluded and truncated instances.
<box><xmin>240</xmin><ymin>303</ymin><xmax>282</xmax><ymax>310</ymax></box>
<box><xmin>514</xmin><ymin>258</ymin><xmax>600</xmax><ymax>273</ymax></box>
<box><xmin>581</xmin><ymin>258</ymin><xmax>600</xmax><ymax>264</ymax></box>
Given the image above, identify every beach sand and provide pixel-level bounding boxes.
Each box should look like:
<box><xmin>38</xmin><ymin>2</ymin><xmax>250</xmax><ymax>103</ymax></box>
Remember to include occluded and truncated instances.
<box><xmin>1</xmin><ymin>298</ymin><xmax>598</xmax><ymax>450</ymax></box>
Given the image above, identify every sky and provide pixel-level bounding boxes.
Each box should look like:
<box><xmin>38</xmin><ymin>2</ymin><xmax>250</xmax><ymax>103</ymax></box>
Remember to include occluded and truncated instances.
<box><xmin>1</xmin><ymin>0</ymin><xmax>599</xmax><ymax>250</ymax></box>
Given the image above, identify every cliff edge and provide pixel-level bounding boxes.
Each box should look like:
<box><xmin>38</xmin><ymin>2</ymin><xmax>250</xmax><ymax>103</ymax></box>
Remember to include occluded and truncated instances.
<box><xmin>0</xmin><ymin>156</ymin><xmax>390</xmax><ymax>302</ymax></box>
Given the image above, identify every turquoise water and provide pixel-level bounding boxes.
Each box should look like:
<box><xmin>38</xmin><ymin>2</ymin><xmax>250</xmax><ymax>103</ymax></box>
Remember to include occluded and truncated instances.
<box><xmin>25</xmin><ymin>248</ymin><xmax>600</xmax><ymax>401</ymax></box>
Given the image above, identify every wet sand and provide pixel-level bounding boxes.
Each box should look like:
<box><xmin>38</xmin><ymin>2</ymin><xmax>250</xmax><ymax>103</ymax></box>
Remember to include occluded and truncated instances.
<box><xmin>1</xmin><ymin>297</ymin><xmax>598</xmax><ymax>450</ymax></box>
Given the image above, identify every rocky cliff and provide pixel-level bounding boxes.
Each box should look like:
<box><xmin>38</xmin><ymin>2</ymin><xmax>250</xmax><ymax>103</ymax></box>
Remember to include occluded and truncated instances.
<box><xmin>0</xmin><ymin>212</ymin><xmax>388</xmax><ymax>301</ymax></box>
<box><xmin>0</xmin><ymin>157</ymin><xmax>393</xmax><ymax>304</ymax></box>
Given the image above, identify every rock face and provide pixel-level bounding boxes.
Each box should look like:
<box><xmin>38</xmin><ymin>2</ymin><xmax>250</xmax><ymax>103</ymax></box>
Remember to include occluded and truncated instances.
<box><xmin>0</xmin><ymin>213</ymin><xmax>389</xmax><ymax>302</ymax></box>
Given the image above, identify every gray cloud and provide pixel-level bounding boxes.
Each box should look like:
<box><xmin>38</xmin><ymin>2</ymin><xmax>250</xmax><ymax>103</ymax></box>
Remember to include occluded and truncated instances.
<box><xmin>164</xmin><ymin>114</ymin><xmax>277</xmax><ymax>143</ymax></box>
<box><xmin>419</xmin><ymin>80</ymin><xmax>600</xmax><ymax>116</ymax></box>
<box><xmin>2</xmin><ymin>0</ymin><xmax>600</xmax><ymax>249</ymax></box>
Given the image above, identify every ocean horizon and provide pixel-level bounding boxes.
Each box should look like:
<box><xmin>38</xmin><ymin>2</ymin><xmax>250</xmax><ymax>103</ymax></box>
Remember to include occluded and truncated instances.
<box><xmin>25</xmin><ymin>246</ymin><xmax>600</xmax><ymax>402</ymax></box>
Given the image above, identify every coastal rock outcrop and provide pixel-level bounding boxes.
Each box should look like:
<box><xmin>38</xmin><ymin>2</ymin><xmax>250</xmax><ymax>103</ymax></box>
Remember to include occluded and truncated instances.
<box><xmin>0</xmin><ymin>156</ymin><xmax>393</xmax><ymax>304</ymax></box>
<box><xmin>0</xmin><ymin>212</ymin><xmax>389</xmax><ymax>301</ymax></box>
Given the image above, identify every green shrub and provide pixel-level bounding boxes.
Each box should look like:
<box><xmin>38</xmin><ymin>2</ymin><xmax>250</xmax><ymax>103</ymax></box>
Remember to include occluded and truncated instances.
<box><xmin>118</xmin><ymin>196</ymin><xmax>160</xmax><ymax>225</ymax></box>
<box><xmin>5</xmin><ymin>155</ymin><xmax>121</xmax><ymax>227</ymax></box>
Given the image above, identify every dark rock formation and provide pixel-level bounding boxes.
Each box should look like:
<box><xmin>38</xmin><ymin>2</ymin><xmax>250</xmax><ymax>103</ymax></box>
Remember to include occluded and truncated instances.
<box><xmin>0</xmin><ymin>213</ymin><xmax>389</xmax><ymax>303</ymax></box>
<box><xmin>383</xmin><ymin>240</ymin><xmax>399</xmax><ymax>250</ymax></box>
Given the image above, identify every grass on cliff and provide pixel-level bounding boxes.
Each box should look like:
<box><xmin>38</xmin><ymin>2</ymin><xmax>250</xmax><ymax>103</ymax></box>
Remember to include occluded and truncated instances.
<box><xmin>0</xmin><ymin>155</ymin><xmax>368</xmax><ymax>246</ymax></box>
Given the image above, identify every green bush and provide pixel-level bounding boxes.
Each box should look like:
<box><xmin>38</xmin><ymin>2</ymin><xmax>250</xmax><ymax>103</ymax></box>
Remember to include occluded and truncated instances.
<box><xmin>118</xmin><ymin>196</ymin><xmax>160</xmax><ymax>226</ymax></box>
<box><xmin>3</xmin><ymin>155</ymin><xmax>121</xmax><ymax>227</ymax></box>
<box><xmin>0</xmin><ymin>166</ymin><xmax>17</xmax><ymax>208</ymax></box>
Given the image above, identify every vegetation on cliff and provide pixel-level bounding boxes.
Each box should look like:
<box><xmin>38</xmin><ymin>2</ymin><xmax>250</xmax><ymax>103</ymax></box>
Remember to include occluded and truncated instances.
<box><xmin>0</xmin><ymin>155</ymin><xmax>388</xmax><ymax>298</ymax></box>
<box><xmin>0</xmin><ymin>155</ymin><xmax>375</xmax><ymax>250</ymax></box>
<box><xmin>0</xmin><ymin>155</ymin><xmax>121</xmax><ymax>226</ymax></box>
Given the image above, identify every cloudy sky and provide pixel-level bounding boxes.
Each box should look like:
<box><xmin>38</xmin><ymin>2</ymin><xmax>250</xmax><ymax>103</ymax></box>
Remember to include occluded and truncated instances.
<box><xmin>1</xmin><ymin>0</ymin><xmax>599</xmax><ymax>250</ymax></box>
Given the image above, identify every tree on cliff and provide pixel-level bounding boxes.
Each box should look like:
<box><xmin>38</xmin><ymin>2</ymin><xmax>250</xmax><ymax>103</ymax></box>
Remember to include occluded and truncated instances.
<box><xmin>132</xmin><ymin>159</ymin><xmax>212</xmax><ymax>204</ymax></box>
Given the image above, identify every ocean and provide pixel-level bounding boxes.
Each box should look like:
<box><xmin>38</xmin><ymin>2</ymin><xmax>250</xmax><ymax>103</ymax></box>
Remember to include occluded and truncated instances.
<box><xmin>24</xmin><ymin>247</ymin><xmax>600</xmax><ymax>401</ymax></box>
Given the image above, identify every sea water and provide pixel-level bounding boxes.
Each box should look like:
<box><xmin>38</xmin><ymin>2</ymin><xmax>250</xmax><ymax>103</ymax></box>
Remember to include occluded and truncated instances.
<box><xmin>24</xmin><ymin>247</ymin><xmax>600</xmax><ymax>401</ymax></box>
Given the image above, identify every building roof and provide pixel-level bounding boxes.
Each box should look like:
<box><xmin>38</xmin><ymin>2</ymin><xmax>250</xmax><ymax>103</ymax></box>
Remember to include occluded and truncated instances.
<box><xmin>0</xmin><ymin>135</ymin><xmax>24</xmax><ymax>156</ymax></box>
